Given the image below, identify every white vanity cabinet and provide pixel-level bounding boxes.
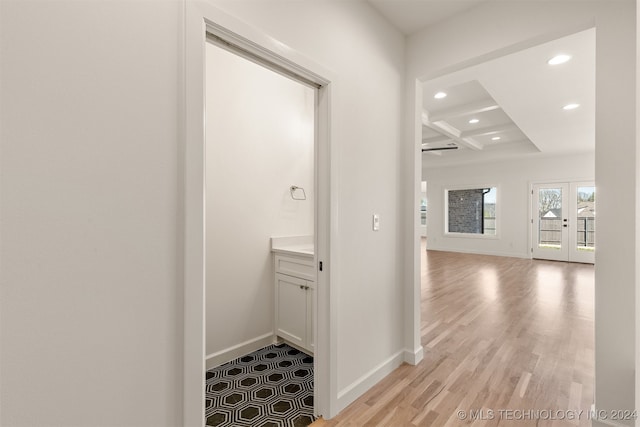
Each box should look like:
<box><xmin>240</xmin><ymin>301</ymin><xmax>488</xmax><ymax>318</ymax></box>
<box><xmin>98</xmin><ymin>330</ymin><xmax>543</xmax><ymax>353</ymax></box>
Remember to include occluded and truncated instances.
<box><xmin>274</xmin><ymin>253</ymin><xmax>315</xmax><ymax>354</ymax></box>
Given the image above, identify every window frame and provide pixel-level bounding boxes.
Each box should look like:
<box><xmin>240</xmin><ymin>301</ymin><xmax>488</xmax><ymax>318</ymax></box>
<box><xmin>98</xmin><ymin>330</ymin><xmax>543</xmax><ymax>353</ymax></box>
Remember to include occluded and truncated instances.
<box><xmin>443</xmin><ymin>184</ymin><xmax>500</xmax><ymax>239</ymax></box>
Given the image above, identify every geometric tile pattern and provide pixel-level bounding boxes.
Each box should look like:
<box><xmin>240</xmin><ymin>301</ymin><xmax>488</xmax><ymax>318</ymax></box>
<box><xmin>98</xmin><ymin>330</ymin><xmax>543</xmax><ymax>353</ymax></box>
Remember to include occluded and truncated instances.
<box><xmin>205</xmin><ymin>343</ymin><xmax>315</xmax><ymax>427</ymax></box>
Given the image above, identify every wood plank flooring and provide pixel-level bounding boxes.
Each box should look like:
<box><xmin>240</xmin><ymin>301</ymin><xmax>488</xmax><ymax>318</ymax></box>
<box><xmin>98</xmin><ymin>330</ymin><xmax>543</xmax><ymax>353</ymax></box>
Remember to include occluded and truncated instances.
<box><xmin>313</xmin><ymin>242</ymin><xmax>594</xmax><ymax>426</ymax></box>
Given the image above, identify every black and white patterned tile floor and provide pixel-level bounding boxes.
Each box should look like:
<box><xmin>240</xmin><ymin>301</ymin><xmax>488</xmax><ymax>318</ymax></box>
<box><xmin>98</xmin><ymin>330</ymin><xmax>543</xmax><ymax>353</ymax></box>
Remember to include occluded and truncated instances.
<box><xmin>205</xmin><ymin>343</ymin><xmax>315</xmax><ymax>427</ymax></box>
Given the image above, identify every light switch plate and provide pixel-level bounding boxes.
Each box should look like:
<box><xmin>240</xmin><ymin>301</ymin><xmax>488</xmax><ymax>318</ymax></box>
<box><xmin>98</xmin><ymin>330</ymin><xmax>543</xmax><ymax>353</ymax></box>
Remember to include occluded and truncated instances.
<box><xmin>372</xmin><ymin>214</ymin><xmax>380</xmax><ymax>231</ymax></box>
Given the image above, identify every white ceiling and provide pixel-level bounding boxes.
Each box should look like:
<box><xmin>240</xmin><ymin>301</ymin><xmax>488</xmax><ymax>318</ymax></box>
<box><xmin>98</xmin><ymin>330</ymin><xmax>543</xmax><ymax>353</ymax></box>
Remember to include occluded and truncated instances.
<box><xmin>421</xmin><ymin>28</ymin><xmax>595</xmax><ymax>167</ymax></box>
<box><xmin>366</xmin><ymin>1</ymin><xmax>596</xmax><ymax>169</ymax></box>
<box><xmin>422</xmin><ymin>79</ymin><xmax>537</xmax><ymax>156</ymax></box>
<box><xmin>367</xmin><ymin>0</ymin><xmax>487</xmax><ymax>35</ymax></box>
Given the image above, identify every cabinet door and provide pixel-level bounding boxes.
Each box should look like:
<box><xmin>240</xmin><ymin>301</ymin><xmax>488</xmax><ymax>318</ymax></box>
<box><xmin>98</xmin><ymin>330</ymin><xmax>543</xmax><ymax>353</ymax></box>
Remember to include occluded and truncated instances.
<box><xmin>276</xmin><ymin>273</ymin><xmax>307</xmax><ymax>349</ymax></box>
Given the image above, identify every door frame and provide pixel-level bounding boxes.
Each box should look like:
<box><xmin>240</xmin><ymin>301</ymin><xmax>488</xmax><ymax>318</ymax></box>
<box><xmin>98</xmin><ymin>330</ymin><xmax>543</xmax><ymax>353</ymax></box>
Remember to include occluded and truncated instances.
<box><xmin>530</xmin><ymin>180</ymin><xmax>595</xmax><ymax>263</ymax></box>
<box><xmin>183</xmin><ymin>3</ymin><xmax>337</xmax><ymax>425</ymax></box>
<box><xmin>531</xmin><ymin>182</ymin><xmax>570</xmax><ymax>261</ymax></box>
<box><xmin>567</xmin><ymin>181</ymin><xmax>595</xmax><ymax>264</ymax></box>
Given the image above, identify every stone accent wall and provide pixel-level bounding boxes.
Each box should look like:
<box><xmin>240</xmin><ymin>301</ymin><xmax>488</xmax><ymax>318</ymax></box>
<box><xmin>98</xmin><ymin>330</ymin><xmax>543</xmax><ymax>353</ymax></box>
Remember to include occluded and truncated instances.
<box><xmin>448</xmin><ymin>189</ymin><xmax>485</xmax><ymax>233</ymax></box>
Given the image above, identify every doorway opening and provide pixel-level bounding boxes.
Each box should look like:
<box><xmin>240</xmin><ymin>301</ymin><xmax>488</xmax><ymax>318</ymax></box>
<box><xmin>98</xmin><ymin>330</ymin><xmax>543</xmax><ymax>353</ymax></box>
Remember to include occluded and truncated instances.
<box><xmin>184</xmin><ymin>7</ymin><xmax>334</xmax><ymax>424</ymax></box>
<box><xmin>416</xmin><ymin>25</ymin><xmax>596</xmax><ymax>421</ymax></box>
<box><xmin>204</xmin><ymin>37</ymin><xmax>318</xmax><ymax>426</ymax></box>
<box><xmin>532</xmin><ymin>182</ymin><xmax>595</xmax><ymax>263</ymax></box>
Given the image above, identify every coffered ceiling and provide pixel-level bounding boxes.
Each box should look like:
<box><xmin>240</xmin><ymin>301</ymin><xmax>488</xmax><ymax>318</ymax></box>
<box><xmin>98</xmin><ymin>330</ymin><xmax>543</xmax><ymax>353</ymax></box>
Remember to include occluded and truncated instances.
<box><xmin>420</xmin><ymin>28</ymin><xmax>595</xmax><ymax>167</ymax></box>
<box><xmin>421</xmin><ymin>80</ymin><xmax>536</xmax><ymax>155</ymax></box>
<box><xmin>366</xmin><ymin>1</ymin><xmax>595</xmax><ymax>169</ymax></box>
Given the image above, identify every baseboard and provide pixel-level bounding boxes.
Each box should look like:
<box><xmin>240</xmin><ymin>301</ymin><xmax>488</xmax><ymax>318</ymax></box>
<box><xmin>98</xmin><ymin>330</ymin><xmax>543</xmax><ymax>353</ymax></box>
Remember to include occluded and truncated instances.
<box><xmin>335</xmin><ymin>350</ymin><xmax>405</xmax><ymax>413</ymax></box>
<box><xmin>277</xmin><ymin>337</ymin><xmax>314</xmax><ymax>357</ymax></box>
<box><xmin>592</xmin><ymin>419</ymin><xmax>630</xmax><ymax>427</ymax></box>
<box><xmin>403</xmin><ymin>346</ymin><xmax>424</xmax><ymax>365</ymax></box>
<box><xmin>426</xmin><ymin>246</ymin><xmax>530</xmax><ymax>259</ymax></box>
<box><xmin>206</xmin><ymin>332</ymin><xmax>275</xmax><ymax>369</ymax></box>
<box><xmin>590</xmin><ymin>405</ymin><xmax>632</xmax><ymax>427</ymax></box>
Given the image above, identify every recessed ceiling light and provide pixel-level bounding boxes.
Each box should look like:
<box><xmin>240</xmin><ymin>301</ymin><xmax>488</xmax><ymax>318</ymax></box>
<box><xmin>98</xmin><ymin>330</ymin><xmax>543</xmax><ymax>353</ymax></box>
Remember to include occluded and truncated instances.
<box><xmin>434</xmin><ymin>92</ymin><xmax>447</xmax><ymax>99</ymax></box>
<box><xmin>491</xmin><ymin>136</ymin><xmax>501</xmax><ymax>141</ymax></box>
<box><xmin>468</xmin><ymin>118</ymin><xmax>479</xmax><ymax>124</ymax></box>
<box><xmin>548</xmin><ymin>54</ymin><xmax>572</xmax><ymax>65</ymax></box>
<box><xmin>563</xmin><ymin>103</ymin><xmax>580</xmax><ymax>110</ymax></box>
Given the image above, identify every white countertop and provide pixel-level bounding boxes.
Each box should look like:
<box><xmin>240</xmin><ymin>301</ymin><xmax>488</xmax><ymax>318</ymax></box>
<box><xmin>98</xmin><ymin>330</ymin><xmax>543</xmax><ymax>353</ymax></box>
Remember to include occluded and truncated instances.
<box><xmin>271</xmin><ymin>235</ymin><xmax>314</xmax><ymax>257</ymax></box>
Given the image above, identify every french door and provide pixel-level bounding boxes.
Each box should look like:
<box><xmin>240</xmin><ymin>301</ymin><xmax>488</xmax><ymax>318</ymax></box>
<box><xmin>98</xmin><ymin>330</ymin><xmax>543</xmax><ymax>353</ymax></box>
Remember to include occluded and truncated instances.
<box><xmin>532</xmin><ymin>182</ymin><xmax>595</xmax><ymax>263</ymax></box>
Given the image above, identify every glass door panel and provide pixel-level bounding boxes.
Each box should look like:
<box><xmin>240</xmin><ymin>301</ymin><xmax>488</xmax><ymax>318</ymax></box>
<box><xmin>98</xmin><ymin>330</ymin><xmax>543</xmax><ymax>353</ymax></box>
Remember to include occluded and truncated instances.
<box><xmin>569</xmin><ymin>183</ymin><xmax>595</xmax><ymax>263</ymax></box>
<box><xmin>532</xmin><ymin>182</ymin><xmax>595</xmax><ymax>263</ymax></box>
<box><xmin>532</xmin><ymin>183</ymin><xmax>569</xmax><ymax>261</ymax></box>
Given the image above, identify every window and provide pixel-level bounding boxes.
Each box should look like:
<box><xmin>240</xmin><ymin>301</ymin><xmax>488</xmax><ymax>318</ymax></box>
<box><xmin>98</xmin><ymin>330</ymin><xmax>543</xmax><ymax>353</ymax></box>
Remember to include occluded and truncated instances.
<box><xmin>445</xmin><ymin>187</ymin><xmax>497</xmax><ymax>236</ymax></box>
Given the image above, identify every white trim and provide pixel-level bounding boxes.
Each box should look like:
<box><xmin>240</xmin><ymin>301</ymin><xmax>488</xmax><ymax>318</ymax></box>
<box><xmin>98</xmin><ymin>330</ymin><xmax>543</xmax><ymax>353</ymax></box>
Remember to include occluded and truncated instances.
<box><xmin>183</xmin><ymin>5</ymin><xmax>207</xmax><ymax>426</ymax></box>
<box><xmin>568</xmin><ymin>181</ymin><xmax>596</xmax><ymax>264</ymax></box>
<box><xmin>426</xmin><ymin>247</ymin><xmax>531</xmax><ymax>259</ymax></box>
<box><xmin>636</xmin><ymin>0</ymin><xmax>640</xmax><ymax>421</ymax></box>
<box><xmin>183</xmin><ymin>2</ymin><xmax>338</xmax><ymax>424</ymax></box>
<box><xmin>531</xmin><ymin>182</ymin><xmax>570</xmax><ymax>261</ymax></box>
<box><xmin>529</xmin><ymin>180</ymin><xmax>595</xmax><ymax>263</ymax></box>
<box><xmin>527</xmin><ymin>177</ymin><xmax>594</xmax><ymax>261</ymax></box>
<box><xmin>277</xmin><ymin>337</ymin><xmax>314</xmax><ymax>356</ymax></box>
<box><xmin>403</xmin><ymin>346</ymin><xmax>424</xmax><ymax>365</ymax></box>
<box><xmin>203</xmin><ymin>23</ymin><xmax>329</xmax><ymax>88</ymax></box>
<box><xmin>405</xmin><ymin>79</ymin><xmax>423</xmax><ymax>391</ymax></box>
<box><xmin>206</xmin><ymin>333</ymin><xmax>275</xmax><ymax>370</ymax></box>
<box><xmin>335</xmin><ymin>350</ymin><xmax>405</xmax><ymax>414</ymax></box>
<box><xmin>592</xmin><ymin>418</ymin><xmax>631</xmax><ymax>427</ymax></box>
<box><xmin>591</xmin><ymin>404</ymin><xmax>633</xmax><ymax>427</ymax></box>
<box><xmin>443</xmin><ymin>232</ymin><xmax>499</xmax><ymax>240</ymax></box>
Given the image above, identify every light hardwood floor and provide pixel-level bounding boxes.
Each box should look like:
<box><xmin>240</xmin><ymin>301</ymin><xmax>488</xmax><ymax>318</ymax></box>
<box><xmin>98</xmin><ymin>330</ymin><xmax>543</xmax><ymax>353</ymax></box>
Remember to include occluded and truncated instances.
<box><xmin>313</xmin><ymin>241</ymin><xmax>594</xmax><ymax>426</ymax></box>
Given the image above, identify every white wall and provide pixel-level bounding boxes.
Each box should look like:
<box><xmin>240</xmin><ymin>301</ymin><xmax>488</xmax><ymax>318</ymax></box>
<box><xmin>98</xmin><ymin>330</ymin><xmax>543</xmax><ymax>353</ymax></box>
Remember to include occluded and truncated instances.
<box><xmin>7</xmin><ymin>1</ymin><xmax>632</xmax><ymax>425</ymax></box>
<box><xmin>0</xmin><ymin>1</ymin><xmax>182</xmax><ymax>426</ymax></box>
<box><xmin>205</xmin><ymin>43</ymin><xmax>314</xmax><ymax>364</ymax></box>
<box><xmin>406</xmin><ymin>2</ymin><xmax>636</xmax><ymax>423</ymax></box>
<box><xmin>423</xmin><ymin>153</ymin><xmax>595</xmax><ymax>258</ymax></box>
<box><xmin>208</xmin><ymin>0</ymin><xmax>406</xmax><ymax>412</ymax></box>
<box><xmin>637</xmin><ymin>1</ymin><xmax>640</xmax><ymax>421</ymax></box>
<box><xmin>1</xmin><ymin>0</ymin><xmax>407</xmax><ymax>424</ymax></box>
<box><xmin>420</xmin><ymin>181</ymin><xmax>427</xmax><ymax>237</ymax></box>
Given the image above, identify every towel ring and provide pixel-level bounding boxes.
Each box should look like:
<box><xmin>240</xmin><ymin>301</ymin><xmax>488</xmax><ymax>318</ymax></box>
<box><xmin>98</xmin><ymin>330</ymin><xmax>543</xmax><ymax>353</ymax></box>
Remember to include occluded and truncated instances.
<box><xmin>290</xmin><ymin>186</ymin><xmax>306</xmax><ymax>201</ymax></box>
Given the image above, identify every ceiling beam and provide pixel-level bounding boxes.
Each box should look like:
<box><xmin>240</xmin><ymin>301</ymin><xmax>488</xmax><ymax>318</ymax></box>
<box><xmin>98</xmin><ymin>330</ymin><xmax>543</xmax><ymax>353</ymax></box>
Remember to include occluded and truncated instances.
<box><xmin>460</xmin><ymin>122</ymin><xmax>518</xmax><ymax>138</ymax></box>
<box><xmin>423</xmin><ymin>150</ymin><xmax>442</xmax><ymax>156</ymax></box>
<box><xmin>429</xmin><ymin>99</ymin><xmax>500</xmax><ymax>122</ymax></box>
<box><xmin>482</xmin><ymin>139</ymin><xmax>539</xmax><ymax>152</ymax></box>
<box><xmin>459</xmin><ymin>137</ymin><xmax>484</xmax><ymax>150</ymax></box>
<box><xmin>422</xmin><ymin>134</ymin><xmax>452</xmax><ymax>144</ymax></box>
<box><xmin>431</xmin><ymin>121</ymin><xmax>483</xmax><ymax>150</ymax></box>
<box><xmin>422</xmin><ymin>109</ymin><xmax>483</xmax><ymax>151</ymax></box>
<box><xmin>421</xmin><ymin>110</ymin><xmax>431</xmax><ymax>126</ymax></box>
